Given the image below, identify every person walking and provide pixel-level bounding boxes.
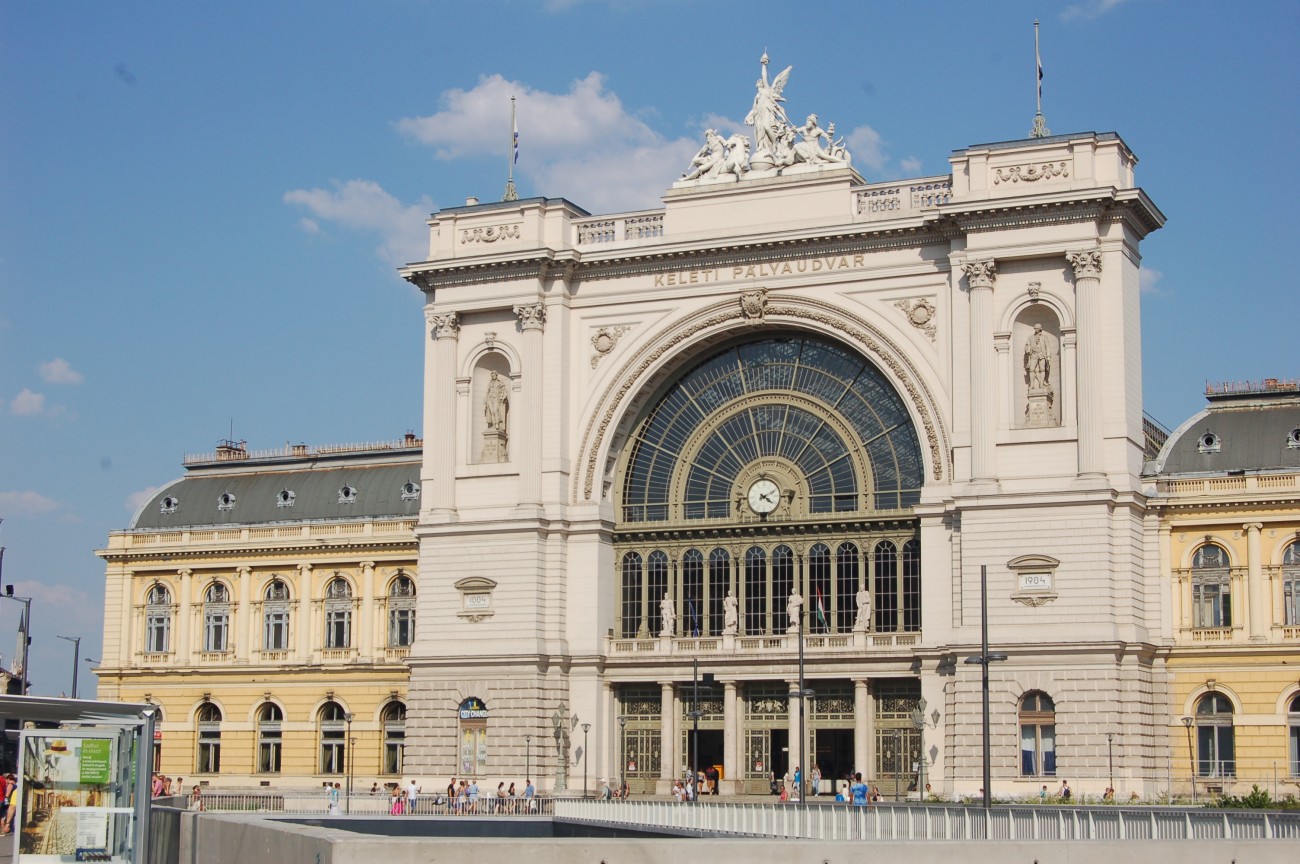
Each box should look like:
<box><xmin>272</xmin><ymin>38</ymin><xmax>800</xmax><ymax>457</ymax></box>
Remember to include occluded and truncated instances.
<box><xmin>406</xmin><ymin>778</ymin><xmax>420</xmax><ymax>814</ymax></box>
<box><xmin>850</xmin><ymin>773</ymin><xmax>869</xmax><ymax>807</ymax></box>
<box><xmin>326</xmin><ymin>782</ymin><xmax>341</xmax><ymax>815</ymax></box>
<box><xmin>524</xmin><ymin>778</ymin><xmax>536</xmax><ymax>812</ymax></box>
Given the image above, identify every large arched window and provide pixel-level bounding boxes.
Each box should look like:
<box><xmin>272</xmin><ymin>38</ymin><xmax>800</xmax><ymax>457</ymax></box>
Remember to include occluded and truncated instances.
<box><xmin>708</xmin><ymin>548</ymin><xmax>730</xmax><ymax>635</ymax></box>
<box><xmin>387</xmin><ymin>573</ymin><xmax>416</xmax><ymax>648</ymax></box>
<box><xmin>324</xmin><ymin>577</ymin><xmax>352</xmax><ymax>649</ymax></box>
<box><xmin>682</xmin><ymin>549</ymin><xmax>704</xmax><ymax>637</ymax></box>
<box><xmin>263</xmin><ymin>579</ymin><xmax>290</xmax><ymax>651</ymax></box>
<box><xmin>834</xmin><ymin>543</ymin><xmax>860</xmax><ymax>633</ymax></box>
<box><xmin>1195</xmin><ymin>693</ymin><xmax>1235</xmax><ymax>777</ymax></box>
<box><xmin>196</xmin><ymin>703</ymin><xmax>222</xmax><ymax>774</ymax></box>
<box><xmin>1288</xmin><ymin>693</ymin><xmax>1300</xmax><ymax>777</ymax></box>
<box><xmin>203</xmin><ymin>582</ymin><xmax>230</xmax><ymax>653</ymax></box>
<box><xmin>256</xmin><ymin>702</ymin><xmax>283</xmax><ymax>774</ymax></box>
<box><xmin>1283</xmin><ymin>542</ymin><xmax>1300</xmax><ymax>626</ymax></box>
<box><xmin>1192</xmin><ymin>544</ymin><xmax>1232</xmax><ymax>628</ymax></box>
<box><xmin>1018</xmin><ymin>692</ymin><xmax>1056</xmax><ymax>777</ymax></box>
<box><xmin>772</xmin><ymin>545</ymin><xmax>795</xmax><ymax>632</ymax></box>
<box><xmin>382</xmin><ymin>702</ymin><xmax>407</xmax><ymax>775</ymax></box>
<box><xmin>744</xmin><ymin>546</ymin><xmax>767</xmax><ymax>635</ymax></box>
<box><xmin>647</xmin><ymin>551</ymin><xmax>669</xmax><ymax>635</ymax></box>
<box><xmin>145</xmin><ymin>584</ymin><xmax>173</xmax><ymax>653</ymax></box>
<box><xmin>318</xmin><ymin>701</ymin><xmax>348</xmax><ymax>774</ymax></box>
<box><xmin>620</xmin><ymin>552</ymin><xmax>643</xmax><ymax>638</ymax></box>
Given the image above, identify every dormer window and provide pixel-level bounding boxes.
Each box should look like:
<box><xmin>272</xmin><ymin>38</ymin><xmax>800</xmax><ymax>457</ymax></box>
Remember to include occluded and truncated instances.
<box><xmin>276</xmin><ymin>489</ymin><xmax>296</xmax><ymax>508</ymax></box>
<box><xmin>401</xmin><ymin>481</ymin><xmax>420</xmax><ymax>501</ymax></box>
<box><xmin>338</xmin><ymin>485</ymin><xmax>357</xmax><ymax>504</ymax></box>
<box><xmin>1197</xmin><ymin>431</ymin><xmax>1221</xmax><ymax>454</ymax></box>
<box><xmin>217</xmin><ymin>491</ymin><xmax>237</xmax><ymax>511</ymax></box>
<box><xmin>160</xmin><ymin>496</ymin><xmax>179</xmax><ymax>514</ymax></box>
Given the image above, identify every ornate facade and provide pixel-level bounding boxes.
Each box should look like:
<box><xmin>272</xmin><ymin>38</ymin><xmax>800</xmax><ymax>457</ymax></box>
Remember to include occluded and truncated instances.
<box><xmin>95</xmin><ymin>439</ymin><xmax>419</xmax><ymax>788</ymax></box>
<box><xmin>1146</xmin><ymin>380</ymin><xmax>1300</xmax><ymax>796</ymax></box>
<box><xmin>396</xmin><ymin>59</ymin><xmax>1169</xmax><ymax>798</ymax></box>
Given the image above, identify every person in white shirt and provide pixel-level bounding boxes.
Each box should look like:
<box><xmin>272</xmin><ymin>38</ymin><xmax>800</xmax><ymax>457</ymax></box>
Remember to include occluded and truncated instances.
<box><xmin>405</xmin><ymin>779</ymin><xmax>419</xmax><ymax>814</ymax></box>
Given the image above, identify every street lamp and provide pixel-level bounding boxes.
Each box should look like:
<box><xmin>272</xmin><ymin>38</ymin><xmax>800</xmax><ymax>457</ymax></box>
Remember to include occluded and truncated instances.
<box><xmin>344</xmin><ymin>712</ymin><xmax>354</xmax><ymax>814</ymax></box>
<box><xmin>910</xmin><ymin>696</ymin><xmax>929</xmax><ymax>801</ymax></box>
<box><xmin>525</xmin><ymin>735</ymin><xmax>531</xmax><ymax>785</ymax></box>
<box><xmin>1181</xmin><ymin>716</ymin><xmax>1196</xmax><ymax>804</ymax></box>
<box><xmin>3</xmin><ymin>585</ymin><xmax>32</xmax><ymax>696</ymax></box>
<box><xmin>581</xmin><ymin>723</ymin><xmax>591</xmax><ymax>798</ymax></box>
<box><xmin>57</xmin><ymin>635</ymin><xmax>81</xmax><ymax>699</ymax></box>
<box><xmin>963</xmin><ymin>565</ymin><xmax>1008</xmax><ymax>812</ymax></box>
<box><xmin>618</xmin><ymin>716</ymin><xmax>627</xmax><ymax>794</ymax></box>
<box><xmin>1106</xmin><ymin>732</ymin><xmax>1114</xmax><ymax>792</ymax></box>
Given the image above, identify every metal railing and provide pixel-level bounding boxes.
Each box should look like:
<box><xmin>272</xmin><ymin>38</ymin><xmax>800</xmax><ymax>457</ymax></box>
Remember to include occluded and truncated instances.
<box><xmin>554</xmin><ymin>799</ymin><xmax>1300</xmax><ymax>841</ymax></box>
<box><xmin>196</xmin><ymin>790</ymin><xmax>554</xmax><ymax>816</ymax></box>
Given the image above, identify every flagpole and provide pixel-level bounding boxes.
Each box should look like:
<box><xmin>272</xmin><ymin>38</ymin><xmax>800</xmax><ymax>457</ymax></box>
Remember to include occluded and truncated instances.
<box><xmin>1031</xmin><ymin>20</ymin><xmax>1050</xmax><ymax>138</ymax></box>
<box><xmin>504</xmin><ymin>95</ymin><xmax>518</xmax><ymax>201</ymax></box>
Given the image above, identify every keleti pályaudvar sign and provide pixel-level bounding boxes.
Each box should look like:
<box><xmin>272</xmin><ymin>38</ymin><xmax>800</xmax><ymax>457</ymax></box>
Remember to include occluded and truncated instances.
<box><xmin>458</xmin><ymin>697</ymin><xmax>488</xmax><ymax>720</ymax></box>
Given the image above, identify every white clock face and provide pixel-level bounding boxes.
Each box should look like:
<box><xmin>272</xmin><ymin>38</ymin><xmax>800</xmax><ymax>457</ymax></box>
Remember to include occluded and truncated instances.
<box><xmin>747</xmin><ymin>478</ymin><xmax>781</xmax><ymax>514</ymax></box>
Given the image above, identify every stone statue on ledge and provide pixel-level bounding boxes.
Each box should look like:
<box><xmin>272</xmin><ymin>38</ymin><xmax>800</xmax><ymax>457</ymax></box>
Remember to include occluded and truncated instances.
<box><xmin>659</xmin><ymin>591</ymin><xmax>676</xmax><ymax>638</ymax></box>
<box><xmin>722</xmin><ymin>590</ymin><xmax>739</xmax><ymax>636</ymax></box>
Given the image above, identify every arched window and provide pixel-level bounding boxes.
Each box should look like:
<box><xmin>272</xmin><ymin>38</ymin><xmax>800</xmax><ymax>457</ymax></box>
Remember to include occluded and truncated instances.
<box><xmin>387</xmin><ymin>573</ymin><xmax>416</xmax><ymax>648</ymax></box>
<box><xmin>647</xmin><ymin>551</ymin><xmax>669</xmax><ymax>635</ymax></box>
<box><xmin>835</xmin><ymin>543</ymin><xmax>860</xmax><ymax>633</ymax></box>
<box><xmin>1195</xmin><ymin>693</ymin><xmax>1235</xmax><ymax>777</ymax></box>
<box><xmin>1288</xmin><ymin>693</ymin><xmax>1300</xmax><ymax>777</ymax></box>
<box><xmin>808</xmin><ymin>544</ymin><xmax>832</xmax><ymax>634</ymax></box>
<box><xmin>682</xmin><ymin>549</ymin><xmax>704</xmax><ymax>637</ymax></box>
<box><xmin>1283</xmin><ymin>542</ymin><xmax>1300</xmax><ymax>626</ymax></box>
<box><xmin>256</xmin><ymin>702</ymin><xmax>283</xmax><ymax>773</ymax></box>
<box><xmin>263</xmin><ymin>579</ymin><xmax>290</xmax><ymax>651</ymax></box>
<box><xmin>324</xmin><ymin>577</ymin><xmax>352</xmax><ymax>649</ymax></box>
<box><xmin>318</xmin><ymin>701</ymin><xmax>348</xmax><ymax>774</ymax></box>
<box><xmin>145</xmin><ymin>584</ymin><xmax>173</xmax><ymax>653</ymax></box>
<box><xmin>620</xmin><ymin>552</ymin><xmax>643</xmax><ymax>638</ymax></box>
<box><xmin>874</xmin><ymin>542</ymin><xmax>898</xmax><ymax>632</ymax></box>
<box><xmin>1018</xmin><ymin>692</ymin><xmax>1056</xmax><ymax>776</ymax></box>
<box><xmin>772</xmin><ymin>545</ymin><xmax>795</xmax><ymax>632</ymax></box>
<box><xmin>902</xmin><ymin>538</ymin><xmax>921</xmax><ymax>632</ymax></box>
<box><xmin>1192</xmin><ymin>544</ymin><xmax>1232</xmax><ymax>628</ymax></box>
<box><xmin>196</xmin><ymin>703</ymin><xmax>222</xmax><ymax>774</ymax></box>
<box><xmin>203</xmin><ymin>582</ymin><xmax>230</xmax><ymax>653</ymax></box>
<box><xmin>708</xmin><ymin>548</ymin><xmax>731</xmax><ymax>635</ymax></box>
<box><xmin>744</xmin><ymin>546</ymin><xmax>767</xmax><ymax>635</ymax></box>
<box><xmin>382</xmin><ymin>702</ymin><xmax>407</xmax><ymax>775</ymax></box>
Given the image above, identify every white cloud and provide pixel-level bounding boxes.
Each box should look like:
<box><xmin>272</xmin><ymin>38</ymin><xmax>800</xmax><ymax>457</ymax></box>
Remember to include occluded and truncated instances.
<box><xmin>1062</xmin><ymin>0</ymin><xmax>1130</xmax><ymax>21</ymax></box>
<box><xmin>124</xmin><ymin>486</ymin><xmax>160</xmax><ymax>515</ymax></box>
<box><xmin>1140</xmin><ymin>267</ymin><xmax>1168</xmax><ymax>297</ymax></box>
<box><xmin>899</xmin><ymin>157</ymin><xmax>923</xmax><ymax>174</ymax></box>
<box><xmin>0</xmin><ymin>490</ymin><xmax>60</xmax><ymax>515</ymax></box>
<box><xmin>10</xmin><ymin>388</ymin><xmax>45</xmax><ymax>416</ymax></box>
<box><xmin>283</xmin><ymin>180</ymin><xmax>433</xmax><ymax>266</ymax></box>
<box><xmin>844</xmin><ymin>125</ymin><xmax>887</xmax><ymax>175</ymax></box>
<box><xmin>38</xmin><ymin>357</ymin><xmax>83</xmax><ymax>385</ymax></box>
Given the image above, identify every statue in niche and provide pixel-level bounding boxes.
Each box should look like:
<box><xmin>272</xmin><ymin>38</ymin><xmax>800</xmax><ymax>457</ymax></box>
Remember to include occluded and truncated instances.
<box><xmin>1021</xmin><ymin>323</ymin><xmax>1058</xmax><ymax>428</ymax></box>
<box><xmin>745</xmin><ymin>53</ymin><xmax>792</xmax><ymax>167</ymax></box>
<box><xmin>722</xmin><ymin>590</ymin><xmax>739</xmax><ymax>636</ymax></box>
<box><xmin>1024</xmin><ymin>324</ymin><xmax>1052</xmax><ymax>392</ymax></box>
<box><xmin>659</xmin><ymin>592</ymin><xmax>676</xmax><ymax>638</ymax></box>
<box><xmin>853</xmin><ymin>587</ymin><xmax>872</xmax><ymax>632</ymax></box>
<box><xmin>786</xmin><ymin>589</ymin><xmax>803</xmax><ymax>634</ymax></box>
<box><xmin>484</xmin><ymin>371</ymin><xmax>509</xmax><ymax>431</ymax></box>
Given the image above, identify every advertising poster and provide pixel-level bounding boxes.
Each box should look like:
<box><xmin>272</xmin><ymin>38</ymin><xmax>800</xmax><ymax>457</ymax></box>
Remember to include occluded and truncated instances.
<box><xmin>17</xmin><ymin>734</ymin><xmax>128</xmax><ymax>863</ymax></box>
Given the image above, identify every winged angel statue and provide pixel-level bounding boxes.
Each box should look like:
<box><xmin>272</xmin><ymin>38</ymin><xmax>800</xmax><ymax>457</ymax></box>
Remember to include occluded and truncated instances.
<box><xmin>680</xmin><ymin>53</ymin><xmax>852</xmax><ymax>183</ymax></box>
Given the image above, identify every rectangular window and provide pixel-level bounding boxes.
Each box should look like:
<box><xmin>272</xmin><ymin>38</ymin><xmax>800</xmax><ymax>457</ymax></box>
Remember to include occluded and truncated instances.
<box><xmin>146</xmin><ymin>613</ymin><xmax>171</xmax><ymax>653</ymax></box>
<box><xmin>320</xmin><ymin>729</ymin><xmax>345</xmax><ymax>774</ymax></box>
<box><xmin>325</xmin><ymin>609</ymin><xmax>351</xmax><ymax>649</ymax></box>
<box><xmin>1290</xmin><ymin>724</ymin><xmax>1299</xmax><ymax>777</ymax></box>
<box><xmin>388</xmin><ymin>607</ymin><xmax>415</xmax><ymax>648</ymax></box>
<box><xmin>264</xmin><ymin>609</ymin><xmax>289</xmax><ymax>651</ymax></box>
<box><xmin>1284</xmin><ymin>577</ymin><xmax>1299</xmax><ymax>626</ymax></box>
<box><xmin>197</xmin><ymin>727</ymin><xmax>221</xmax><ymax>773</ymax></box>
<box><xmin>1193</xmin><ymin>579</ymin><xmax>1232</xmax><ymax>628</ymax></box>
<box><xmin>384</xmin><ymin>728</ymin><xmax>405</xmax><ymax>775</ymax></box>
<box><xmin>258</xmin><ymin>727</ymin><xmax>282</xmax><ymax>773</ymax></box>
<box><xmin>204</xmin><ymin>611</ymin><xmax>228</xmax><ymax>653</ymax></box>
<box><xmin>1197</xmin><ymin>725</ymin><xmax>1235</xmax><ymax>776</ymax></box>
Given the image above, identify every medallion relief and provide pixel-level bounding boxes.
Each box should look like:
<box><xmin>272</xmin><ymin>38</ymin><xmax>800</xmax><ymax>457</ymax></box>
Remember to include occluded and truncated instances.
<box><xmin>590</xmin><ymin>325</ymin><xmax>631</xmax><ymax>368</ymax></box>
<box><xmin>894</xmin><ymin>298</ymin><xmax>937</xmax><ymax>341</ymax></box>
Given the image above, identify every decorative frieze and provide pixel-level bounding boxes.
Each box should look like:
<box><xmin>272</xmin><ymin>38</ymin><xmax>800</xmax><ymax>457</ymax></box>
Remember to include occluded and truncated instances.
<box><xmin>993</xmin><ymin>162</ymin><xmax>1068</xmax><ymax>184</ymax></box>
<box><xmin>460</xmin><ymin>224</ymin><xmax>520</xmax><ymax>244</ymax></box>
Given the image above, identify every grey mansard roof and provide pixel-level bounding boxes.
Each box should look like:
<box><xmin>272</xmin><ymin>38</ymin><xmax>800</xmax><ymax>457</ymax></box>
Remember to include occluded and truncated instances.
<box><xmin>1148</xmin><ymin>386</ymin><xmax>1300</xmax><ymax>477</ymax></box>
<box><xmin>130</xmin><ymin>444</ymin><xmax>422</xmax><ymax>530</ymax></box>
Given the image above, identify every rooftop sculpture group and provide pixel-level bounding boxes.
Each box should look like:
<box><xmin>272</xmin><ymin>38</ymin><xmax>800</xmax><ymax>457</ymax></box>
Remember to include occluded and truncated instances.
<box><xmin>680</xmin><ymin>53</ymin><xmax>852</xmax><ymax>184</ymax></box>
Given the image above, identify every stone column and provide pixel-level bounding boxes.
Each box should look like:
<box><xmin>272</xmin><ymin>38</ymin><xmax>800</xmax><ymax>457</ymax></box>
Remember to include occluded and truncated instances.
<box><xmin>659</xmin><ymin>681</ymin><xmax>677</xmax><ymax>788</ymax></box>
<box><xmin>426</xmin><ymin>310</ymin><xmax>460</xmax><ymax>514</ymax></box>
<box><xmin>296</xmin><ymin>564</ymin><xmax>313</xmax><ymax>661</ymax></box>
<box><xmin>854</xmin><ymin>678</ymin><xmax>870</xmax><ymax>779</ymax></box>
<box><xmin>235</xmin><ymin>566</ymin><xmax>252</xmax><ymax>662</ymax></box>
<box><xmin>1068</xmin><ymin>250</ymin><xmax>1104</xmax><ymax>478</ymax></box>
<box><xmin>514</xmin><ymin>303</ymin><xmax>546</xmax><ymax>506</ymax></box>
<box><xmin>963</xmin><ymin>260</ymin><xmax>997</xmax><ymax>483</ymax></box>
<box><xmin>118</xmin><ymin>570</ymin><xmax>135</xmax><ymax>665</ymax></box>
<box><xmin>1244</xmin><ymin>523</ymin><xmax>1265</xmax><ymax>640</ymax></box>
<box><xmin>360</xmin><ymin>562</ymin><xmax>376</xmax><ymax>659</ymax></box>
<box><xmin>722</xmin><ymin>680</ymin><xmax>739</xmax><ymax>793</ymax></box>
<box><xmin>176</xmin><ymin>569</ymin><xmax>193</xmax><ymax>663</ymax></box>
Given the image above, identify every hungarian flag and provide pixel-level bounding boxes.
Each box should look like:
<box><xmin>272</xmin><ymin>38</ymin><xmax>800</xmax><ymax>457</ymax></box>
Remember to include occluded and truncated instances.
<box><xmin>512</xmin><ymin>115</ymin><xmax>520</xmax><ymax>165</ymax></box>
<box><xmin>687</xmin><ymin>598</ymin><xmax>701</xmax><ymax>637</ymax></box>
<box><xmin>814</xmin><ymin>586</ymin><xmax>828</xmax><ymax>631</ymax></box>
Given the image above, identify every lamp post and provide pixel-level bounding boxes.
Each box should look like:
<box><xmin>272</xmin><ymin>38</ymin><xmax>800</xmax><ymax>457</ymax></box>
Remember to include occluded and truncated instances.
<box><xmin>1106</xmin><ymin>732</ymin><xmax>1114</xmax><ymax>792</ymax></box>
<box><xmin>788</xmin><ymin>598</ymin><xmax>814</xmax><ymax>802</ymax></box>
<box><xmin>344</xmin><ymin>712</ymin><xmax>354</xmax><ymax>814</ymax></box>
<box><xmin>689</xmin><ymin>656</ymin><xmax>702</xmax><ymax>797</ymax></box>
<box><xmin>3</xmin><ymin>585</ymin><xmax>32</xmax><ymax>696</ymax></box>
<box><xmin>618</xmin><ymin>716</ymin><xmax>627</xmax><ymax>793</ymax></box>
<box><xmin>525</xmin><ymin>735</ymin><xmax>531</xmax><ymax>785</ymax></box>
<box><xmin>963</xmin><ymin>565</ymin><xmax>1008</xmax><ymax>812</ymax></box>
<box><xmin>57</xmin><ymin>635</ymin><xmax>81</xmax><ymax>699</ymax></box>
<box><xmin>581</xmin><ymin>723</ymin><xmax>591</xmax><ymax>797</ymax></box>
<box><xmin>910</xmin><ymin>696</ymin><xmax>929</xmax><ymax>801</ymax></box>
<box><xmin>1181</xmin><ymin>716</ymin><xmax>1195</xmax><ymax>803</ymax></box>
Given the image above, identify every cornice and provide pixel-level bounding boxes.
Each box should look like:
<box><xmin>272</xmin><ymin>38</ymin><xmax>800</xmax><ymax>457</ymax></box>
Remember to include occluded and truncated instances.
<box><xmin>98</xmin><ymin>538</ymin><xmax>416</xmax><ymax>565</ymax></box>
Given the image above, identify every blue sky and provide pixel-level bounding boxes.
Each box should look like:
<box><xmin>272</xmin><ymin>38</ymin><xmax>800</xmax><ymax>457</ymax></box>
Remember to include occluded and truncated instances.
<box><xmin>2</xmin><ymin>0</ymin><xmax>1296</xmax><ymax>697</ymax></box>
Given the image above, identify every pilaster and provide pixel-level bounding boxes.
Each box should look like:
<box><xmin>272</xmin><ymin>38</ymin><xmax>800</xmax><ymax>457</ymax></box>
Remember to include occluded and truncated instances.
<box><xmin>963</xmin><ymin>259</ymin><xmax>997</xmax><ymax>484</ymax></box>
<box><xmin>514</xmin><ymin>303</ymin><xmax>546</xmax><ymax>507</ymax></box>
<box><xmin>1068</xmin><ymin>249</ymin><xmax>1104</xmax><ymax>478</ymax></box>
<box><xmin>1244</xmin><ymin>523</ymin><xmax>1264</xmax><ymax>640</ymax></box>
<box><xmin>427</xmin><ymin>310</ymin><xmax>460</xmax><ymax>516</ymax></box>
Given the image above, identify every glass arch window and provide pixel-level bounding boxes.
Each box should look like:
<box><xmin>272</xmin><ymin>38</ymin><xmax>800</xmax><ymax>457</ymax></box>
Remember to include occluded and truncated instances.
<box><xmin>621</xmin><ymin>336</ymin><xmax>923</xmax><ymax>523</ymax></box>
<box><xmin>387</xmin><ymin>573</ymin><xmax>416</xmax><ymax>648</ymax></box>
<box><xmin>1192</xmin><ymin>544</ymin><xmax>1232</xmax><ymax>629</ymax></box>
<box><xmin>1283</xmin><ymin>542</ymin><xmax>1300</xmax><ymax>626</ymax></box>
<box><xmin>620</xmin><ymin>552</ymin><xmax>644</xmax><ymax>638</ymax></box>
<box><xmin>383</xmin><ymin>702</ymin><xmax>407</xmax><ymax>775</ymax></box>
<box><xmin>1195</xmin><ymin>693</ymin><xmax>1235</xmax><ymax>777</ymax></box>
<box><xmin>318</xmin><ymin>701</ymin><xmax>347</xmax><ymax>774</ymax></box>
<box><xmin>263</xmin><ymin>579</ymin><xmax>290</xmax><ymax>651</ymax></box>
<box><xmin>196</xmin><ymin>703</ymin><xmax>222</xmax><ymax>774</ymax></box>
<box><xmin>256</xmin><ymin>702</ymin><xmax>283</xmax><ymax>774</ymax></box>
<box><xmin>203</xmin><ymin>582</ymin><xmax>230</xmax><ymax>653</ymax></box>
<box><xmin>1019</xmin><ymin>692</ymin><xmax>1056</xmax><ymax>777</ymax></box>
<box><xmin>682</xmin><ymin>549</ymin><xmax>704</xmax><ymax>637</ymax></box>
<box><xmin>708</xmin><ymin>548</ymin><xmax>730</xmax><ymax>635</ymax></box>
<box><xmin>1288</xmin><ymin>693</ymin><xmax>1300</xmax><ymax>777</ymax></box>
<box><xmin>145</xmin><ymin>584</ymin><xmax>172</xmax><ymax>653</ymax></box>
<box><xmin>324</xmin><ymin>577</ymin><xmax>352</xmax><ymax>649</ymax></box>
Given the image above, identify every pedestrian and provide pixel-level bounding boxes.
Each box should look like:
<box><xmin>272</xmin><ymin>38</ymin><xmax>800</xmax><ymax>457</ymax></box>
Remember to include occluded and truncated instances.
<box><xmin>188</xmin><ymin>785</ymin><xmax>204</xmax><ymax>812</ymax></box>
<box><xmin>524</xmin><ymin>778</ymin><xmax>536</xmax><ymax>812</ymax></box>
<box><xmin>389</xmin><ymin>786</ymin><xmax>403</xmax><ymax>815</ymax></box>
<box><xmin>495</xmin><ymin>781</ymin><xmax>507</xmax><ymax>812</ymax></box>
<box><xmin>326</xmin><ymin>782</ymin><xmax>340</xmax><ymax>815</ymax></box>
<box><xmin>1039</xmin><ymin>784</ymin><xmax>1048</xmax><ymax>800</ymax></box>
<box><xmin>446</xmin><ymin>777</ymin><xmax>456</xmax><ymax>809</ymax></box>
<box><xmin>1</xmin><ymin>777</ymin><xmax>17</xmax><ymax>836</ymax></box>
<box><xmin>850</xmin><ymin>772</ymin><xmax>869</xmax><ymax>806</ymax></box>
<box><xmin>1059</xmin><ymin>779</ymin><xmax>1071</xmax><ymax>801</ymax></box>
<box><xmin>370</xmin><ymin>782</ymin><xmax>379</xmax><ymax>796</ymax></box>
<box><xmin>406</xmin><ymin>778</ymin><xmax>420</xmax><ymax>814</ymax></box>
<box><xmin>810</xmin><ymin>764</ymin><xmax>821</xmax><ymax>796</ymax></box>
<box><xmin>467</xmin><ymin>778</ymin><xmax>479</xmax><ymax>812</ymax></box>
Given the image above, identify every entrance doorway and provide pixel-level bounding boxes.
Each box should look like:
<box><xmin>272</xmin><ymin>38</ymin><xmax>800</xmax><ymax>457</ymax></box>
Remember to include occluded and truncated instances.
<box><xmin>812</xmin><ymin>728</ymin><xmax>854</xmax><ymax>794</ymax></box>
<box><xmin>686</xmin><ymin>729</ymin><xmax>724</xmax><ymax>776</ymax></box>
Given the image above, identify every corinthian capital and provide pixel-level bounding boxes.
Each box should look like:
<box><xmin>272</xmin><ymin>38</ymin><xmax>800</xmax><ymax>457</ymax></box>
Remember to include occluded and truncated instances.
<box><xmin>514</xmin><ymin>302</ymin><xmax>546</xmax><ymax>332</ymax></box>
<box><xmin>427</xmin><ymin>311</ymin><xmax>461</xmax><ymax>340</ymax></box>
<box><xmin>962</xmin><ymin>259</ymin><xmax>997</xmax><ymax>290</ymax></box>
<box><xmin>1067</xmin><ymin>249</ymin><xmax>1103</xmax><ymax>279</ymax></box>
